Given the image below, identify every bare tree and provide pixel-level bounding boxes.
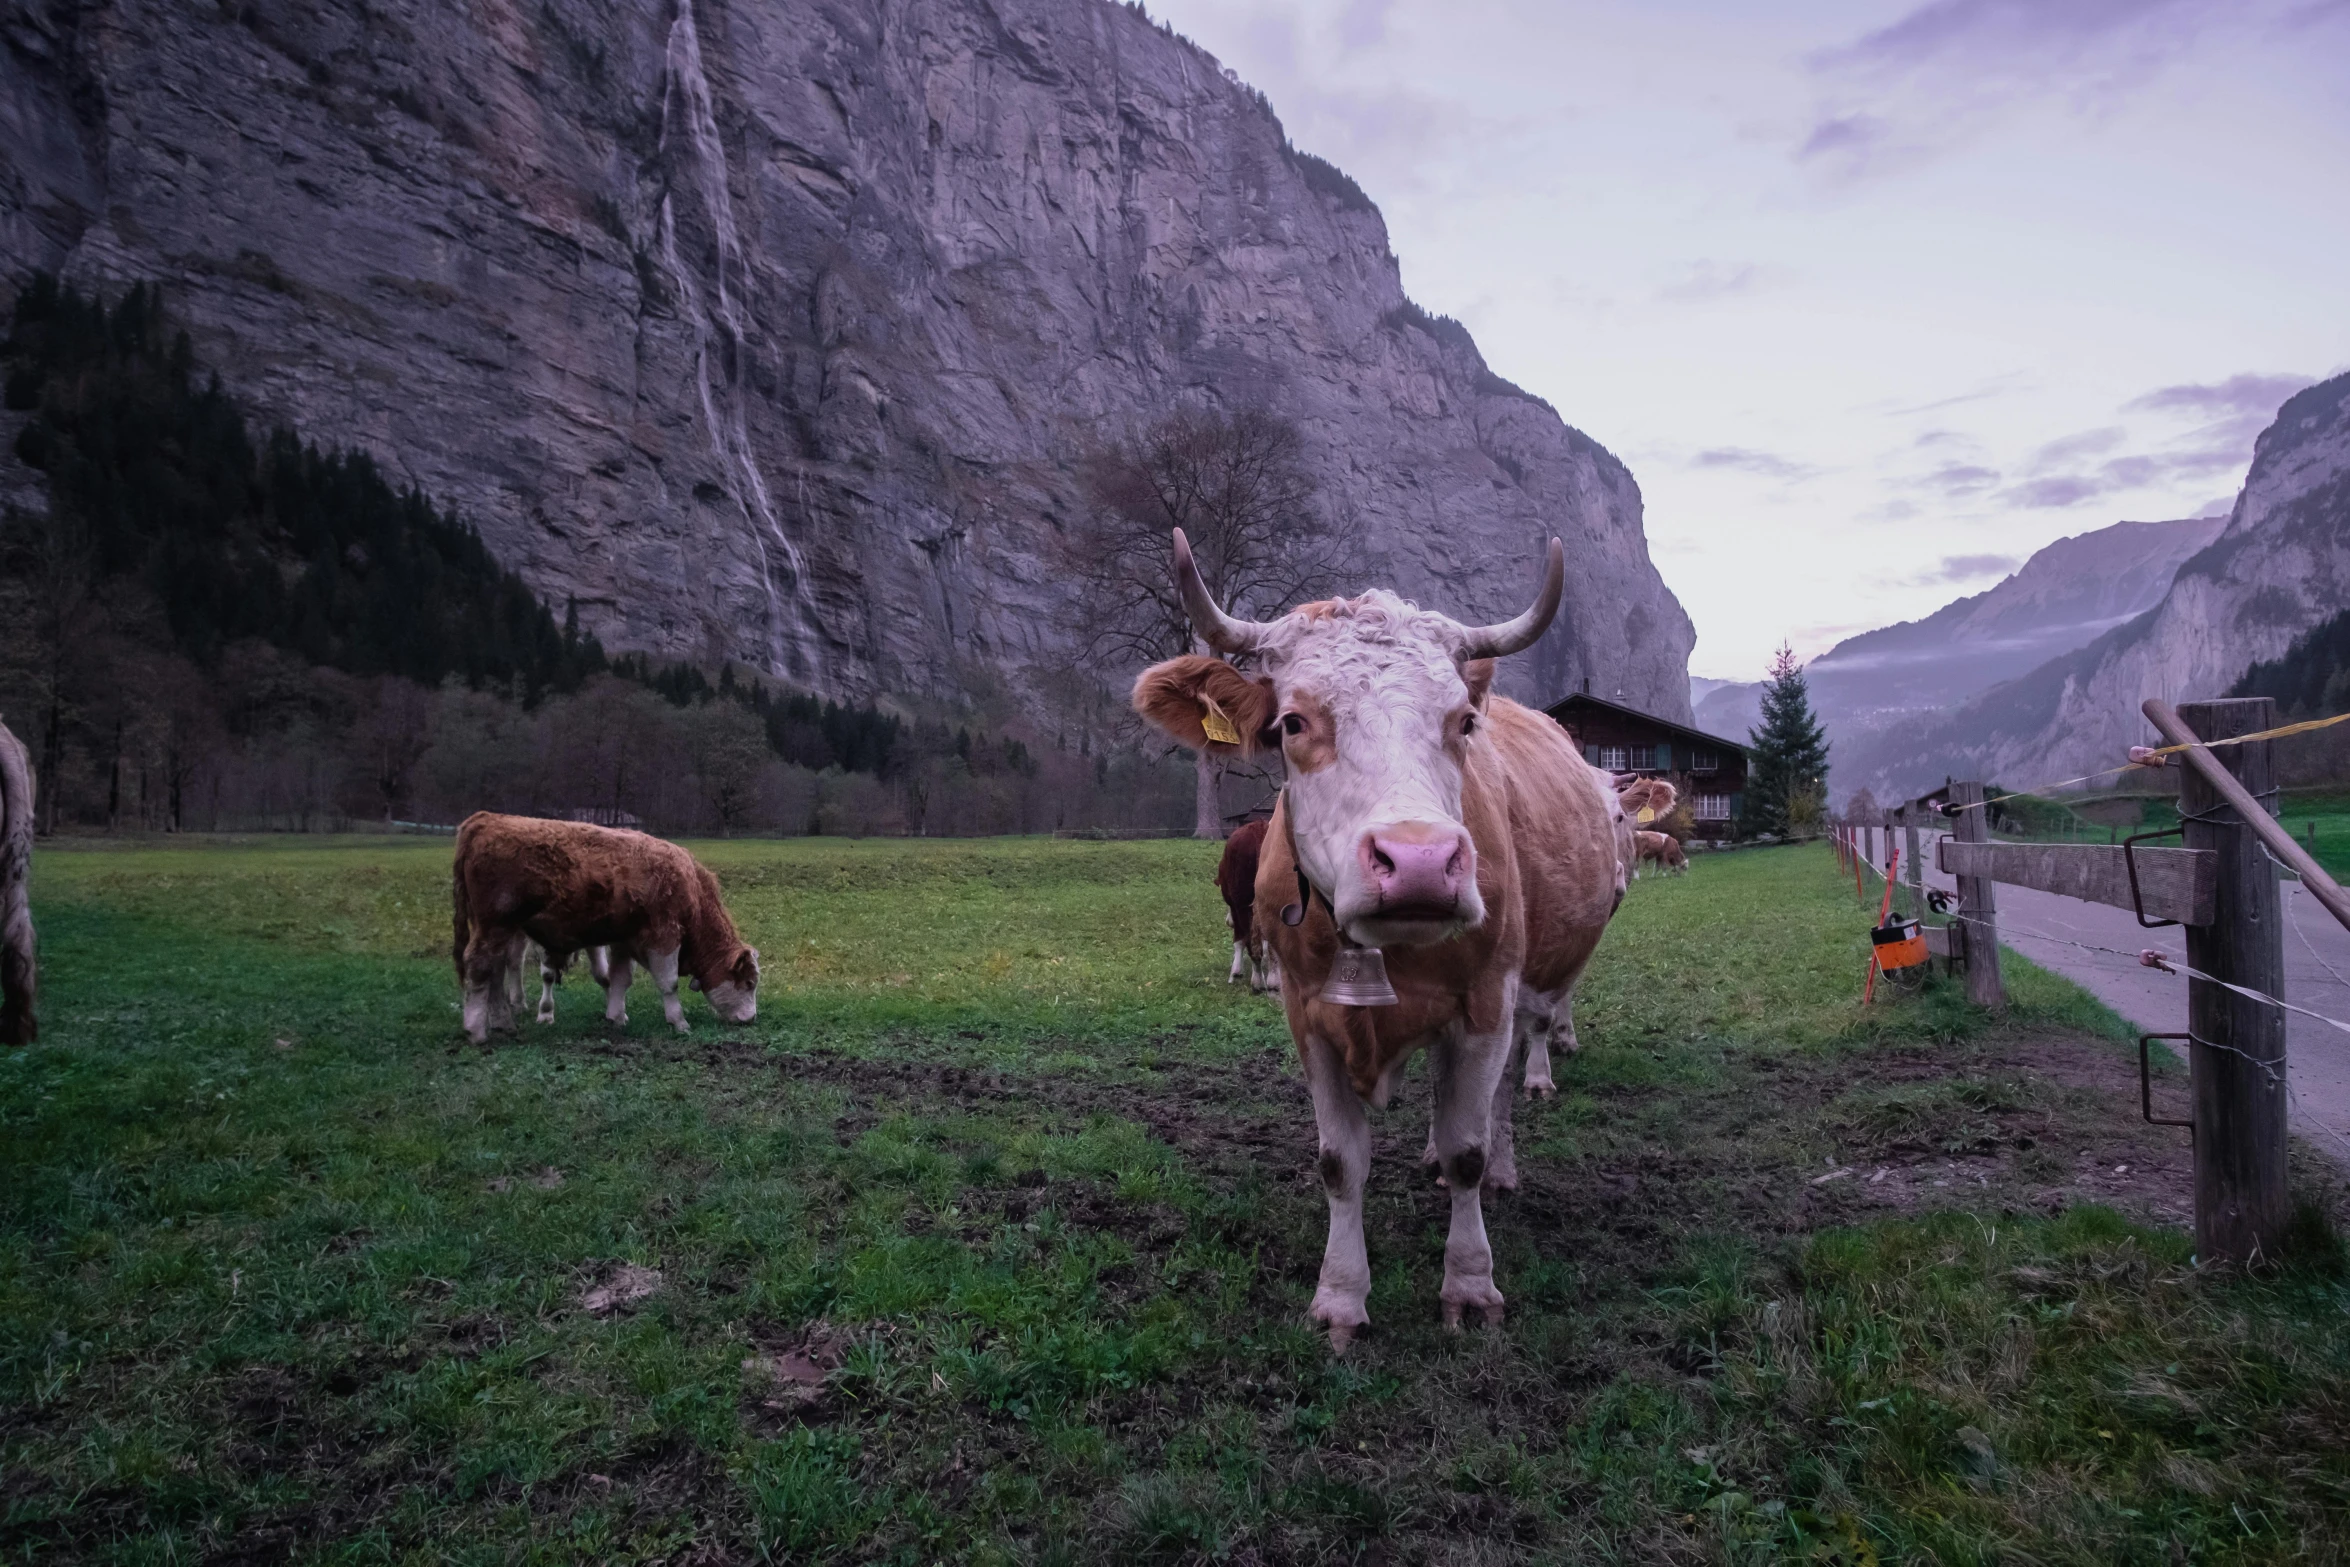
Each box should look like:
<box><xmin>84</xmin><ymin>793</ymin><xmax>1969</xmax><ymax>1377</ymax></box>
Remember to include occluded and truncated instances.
<box><xmin>1069</xmin><ymin>407</ymin><xmax>1339</xmax><ymax>836</ymax></box>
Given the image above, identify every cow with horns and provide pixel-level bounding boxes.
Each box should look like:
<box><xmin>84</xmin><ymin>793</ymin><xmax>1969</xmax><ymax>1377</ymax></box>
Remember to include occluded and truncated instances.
<box><xmin>1133</xmin><ymin>531</ymin><xmax>1623</xmax><ymax>1348</ymax></box>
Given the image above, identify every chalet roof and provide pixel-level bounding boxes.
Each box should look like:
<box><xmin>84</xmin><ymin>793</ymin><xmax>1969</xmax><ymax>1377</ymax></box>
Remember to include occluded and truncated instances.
<box><xmin>1540</xmin><ymin>691</ymin><xmax>1751</xmax><ymax>759</ymax></box>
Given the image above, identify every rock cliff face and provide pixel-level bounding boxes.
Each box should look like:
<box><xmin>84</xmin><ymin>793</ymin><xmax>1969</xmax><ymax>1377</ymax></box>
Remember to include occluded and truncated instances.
<box><xmin>0</xmin><ymin>0</ymin><xmax>1694</xmax><ymax>717</ymax></box>
<box><xmin>1839</xmin><ymin>372</ymin><xmax>2350</xmax><ymax>802</ymax></box>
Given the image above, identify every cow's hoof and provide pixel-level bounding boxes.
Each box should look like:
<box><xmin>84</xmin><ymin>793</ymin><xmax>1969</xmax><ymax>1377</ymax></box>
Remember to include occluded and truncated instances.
<box><xmin>1308</xmin><ymin>1291</ymin><xmax>1370</xmax><ymax>1353</ymax></box>
<box><xmin>1487</xmin><ymin>1164</ymin><xmax>1519</xmax><ymax>1193</ymax></box>
<box><xmin>1523</xmin><ymin>1079</ymin><xmax>1556</xmax><ymax>1100</ymax></box>
<box><xmin>1441</xmin><ymin>1283</ymin><xmax>1506</xmax><ymax>1332</ymax></box>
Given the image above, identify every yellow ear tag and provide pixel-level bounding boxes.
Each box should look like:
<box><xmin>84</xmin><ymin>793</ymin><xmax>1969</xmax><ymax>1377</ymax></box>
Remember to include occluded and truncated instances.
<box><xmin>1199</xmin><ymin>696</ymin><xmax>1241</xmax><ymax>746</ymax></box>
<box><xmin>1635</xmin><ymin>806</ymin><xmax>1657</xmax><ymax>824</ymax></box>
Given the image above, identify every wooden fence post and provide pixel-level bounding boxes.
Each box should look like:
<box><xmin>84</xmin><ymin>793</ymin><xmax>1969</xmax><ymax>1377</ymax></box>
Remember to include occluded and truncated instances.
<box><xmin>2178</xmin><ymin>698</ymin><xmax>2288</xmax><ymax>1267</ymax></box>
<box><xmin>1949</xmin><ymin>780</ymin><xmax>2006</xmax><ymax>1010</ymax></box>
<box><xmin>1902</xmin><ymin>811</ymin><xmax>1924</xmax><ymax>924</ymax></box>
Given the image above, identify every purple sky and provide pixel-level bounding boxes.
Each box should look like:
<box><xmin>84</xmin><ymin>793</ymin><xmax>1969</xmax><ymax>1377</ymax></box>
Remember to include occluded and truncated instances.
<box><xmin>1143</xmin><ymin>0</ymin><xmax>2350</xmax><ymax>679</ymax></box>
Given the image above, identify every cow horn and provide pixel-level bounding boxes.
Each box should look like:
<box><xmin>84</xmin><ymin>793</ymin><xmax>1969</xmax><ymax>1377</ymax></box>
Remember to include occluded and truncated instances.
<box><xmin>1454</xmin><ymin>537</ymin><xmax>1565</xmax><ymax>660</ymax></box>
<box><xmin>1172</xmin><ymin>528</ymin><xmax>1276</xmax><ymax>653</ymax></box>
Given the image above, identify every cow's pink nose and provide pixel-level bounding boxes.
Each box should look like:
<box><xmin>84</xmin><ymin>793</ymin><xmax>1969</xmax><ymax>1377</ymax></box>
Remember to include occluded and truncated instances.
<box><xmin>1360</xmin><ymin>828</ymin><xmax>1473</xmax><ymax>912</ymax></box>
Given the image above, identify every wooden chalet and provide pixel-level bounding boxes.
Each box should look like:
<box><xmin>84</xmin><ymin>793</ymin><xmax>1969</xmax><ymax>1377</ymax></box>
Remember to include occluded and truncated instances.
<box><xmin>1542</xmin><ymin>691</ymin><xmax>1750</xmax><ymax>840</ymax></box>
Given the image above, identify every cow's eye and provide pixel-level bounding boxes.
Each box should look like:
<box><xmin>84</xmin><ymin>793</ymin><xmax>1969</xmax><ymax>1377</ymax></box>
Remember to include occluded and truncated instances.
<box><xmin>1281</xmin><ymin>713</ymin><xmax>1306</xmax><ymax>736</ymax></box>
<box><xmin>1461</xmin><ymin>713</ymin><xmax>1478</xmax><ymax>737</ymax></box>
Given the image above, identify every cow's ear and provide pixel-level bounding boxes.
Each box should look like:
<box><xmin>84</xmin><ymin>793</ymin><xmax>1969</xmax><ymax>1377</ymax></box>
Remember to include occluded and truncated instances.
<box><xmin>1461</xmin><ymin>659</ymin><xmax>1496</xmax><ymax>709</ymax></box>
<box><xmin>735</xmin><ymin>947</ymin><xmax>760</xmax><ymax>987</ymax></box>
<box><xmin>1133</xmin><ymin>656</ymin><xmax>1276</xmax><ymax>756</ymax></box>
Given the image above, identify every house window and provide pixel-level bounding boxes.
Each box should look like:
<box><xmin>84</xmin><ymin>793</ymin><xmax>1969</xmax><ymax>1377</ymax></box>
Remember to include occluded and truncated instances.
<box><xmin>1691</xmin><ymin>749</ymin><xmax>1719</xmax><ymax>773</ymax></box>
<box><xmin>1627</xmin><ymin>745</ymin><xmax>1656</xmax><ymax>770</ymax></box>
<box><xmin>1694</xmin><ymin>794</ymin><xmax>1732</xmax><ymax>821</ymax></box>
<box><xmin>1597</xmin><ymin>746</ymin><xmax>1629</xmax><ymax>771</ymax></box>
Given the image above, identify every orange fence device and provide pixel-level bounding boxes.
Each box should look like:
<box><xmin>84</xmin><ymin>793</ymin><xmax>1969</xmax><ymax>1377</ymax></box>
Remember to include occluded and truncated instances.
<box><xmin>1871</xmin><ymin>917</ymin><xmax>1928</xmax><ymax>972</ymax></box>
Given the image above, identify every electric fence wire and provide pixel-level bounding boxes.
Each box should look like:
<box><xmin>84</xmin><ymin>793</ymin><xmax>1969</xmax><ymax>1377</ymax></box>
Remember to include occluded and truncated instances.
<box><xmin>1955</xmin><ymin>905</ymin><xmax>2350</xmax><ymax>1164</ymax></box>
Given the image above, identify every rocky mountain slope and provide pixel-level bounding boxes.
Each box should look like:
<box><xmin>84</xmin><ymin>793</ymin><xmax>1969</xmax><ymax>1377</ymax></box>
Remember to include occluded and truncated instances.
<box><xmin>1692</xmin><ymin>515</ymin><xmax>2222</xmax><ymax>750</ymax></box>
<box><xmin>1838</xmin><ymin>371</ymin><xmax>2350</xmax><ymax>802</ymax></box>
<box><xmin>0</xmin><ymin>0</ymin><xmax>1693</xmax><ymax>717</ymax></box>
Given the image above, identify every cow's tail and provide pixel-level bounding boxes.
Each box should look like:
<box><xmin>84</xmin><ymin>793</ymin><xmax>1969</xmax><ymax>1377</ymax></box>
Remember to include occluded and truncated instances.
<box><xmin>0</xmin><ymin>719</ymin><xmax>37</xmax><ymax>1046</ymax></box>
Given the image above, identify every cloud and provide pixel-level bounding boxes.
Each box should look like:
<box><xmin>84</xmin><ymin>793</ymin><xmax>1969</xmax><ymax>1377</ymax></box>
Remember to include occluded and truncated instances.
<box><xmin>2125</xmin><ymin>372</ymin><xmax>2314</xmax><ymax>419</ymax></box>
<box><xmin>2002</xmin><ymin>475</ymin><xmax>2105</xmax><ymax>508</ymax></box>
<box><xmin>1654</xmin><ymin>260</ymin><xmax>1772</xmax><ymax>304</ymax></box>
<box><xmin>1334</xmin><ymin>0</ymin><xmax>1395</xmax><ymax>52</ymax></box>
<box><xmin>1798</xmin><ymin>0</ymin><xmax>2215</xmax><ymax>179</ymax></box>
<box><xmin>2028</xmin><ymin>425</ymin><xmax>2126</xmax><ymax>468</ymax></box>
<box><xmin>1688</xmin><ymin>447</ymin><xmax>1817</xmax><ymax>480</ymax></box>
<box><xmin>1921</xmin><ymin>552</ymin><xmax>2020</xmax><ymax>582</ymax></box>
<box><xmin>1918</xmin><ymin>462</ymin><xmax>2002</xmax><ymax>495</ymax></box>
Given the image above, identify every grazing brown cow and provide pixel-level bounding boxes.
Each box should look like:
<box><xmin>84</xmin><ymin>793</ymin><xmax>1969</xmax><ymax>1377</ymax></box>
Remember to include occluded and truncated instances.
<box><xmin>1216</xmin><ymin>819</ymin><xmax>1280</xmax><ymax>992</ymax></box>
<box><xmin>1633</xmin><ymin>829</ymin><xmax>1688</xmax><ymax>876</ymax></box>
<box><xmin>1136</xmin><ymin>530</ymin><xmax>1625</xmax><ymax>1348</ymax></box>
<box><xmin>451</xmin><ymin>813</ymin><xmax>758</xmax><ymax>1043</ymax></box>
<box><xmin>1</xmin><ymin>716</ymin><xmax>34</xmax><ymax>1047</ymax></box>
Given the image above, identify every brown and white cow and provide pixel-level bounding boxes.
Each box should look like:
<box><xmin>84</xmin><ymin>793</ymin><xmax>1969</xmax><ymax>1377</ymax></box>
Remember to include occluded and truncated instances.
<box><xmin>452</xmin><ymin>812</ymin><xmax>759</xmax><ymax>1043</ymax></box>
<box><xmin>1216</xmin><ymin>819</ymin><xmax>1280</xmax><ymax>992</ymax></box>
<box><xmin>1135</xmin><ymin>531</ymin><xmax>1622</xmax><ymax>1348</ymax></box>
<box><xmin>1633</xmin><ymin>829</ymin><xmax>1688</xmax><ymax>877</ymax></box>
<box><xmin>1</xmin><ymin>715</ymin><xmax>35</xmax><ymax>1047</ymax></box>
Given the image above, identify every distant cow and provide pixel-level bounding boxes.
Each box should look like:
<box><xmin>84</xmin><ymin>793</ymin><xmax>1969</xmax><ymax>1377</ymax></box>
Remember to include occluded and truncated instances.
<box><xmin>1216</xmin><ymin>819</ymin><xmax>1281</xmax><ymax>992</ymax></box>
<box><xmin>1633</xmin><ymin>830</ymin><xmax>1688</xmax><ymax>876</ymax></box>
<box><xmin>1136</xmin><ymin>529</ymin><xmax>1625</xmax><ymax>1347</ymax></box>
<box><xmin>452</xmin><ymin>813</ymin><xmax>759</xmax><ymax>1042</ymax></box>
<box><xmin>1</xmin><ymin>716</ymin><xmax>34</xmax><ymax>1046</ymax></box>
<box><xmin>1510</xmin><ymin>774</ymin><xmax>1677</xmax><ymax>1098</ymax></box>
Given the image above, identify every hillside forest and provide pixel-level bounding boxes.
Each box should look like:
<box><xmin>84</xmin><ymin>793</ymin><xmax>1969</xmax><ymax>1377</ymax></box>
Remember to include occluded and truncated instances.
<box><xmin>0</xmin><ymin>278</ymin><xmax>1216</xmax><ymax>837</ymax></box>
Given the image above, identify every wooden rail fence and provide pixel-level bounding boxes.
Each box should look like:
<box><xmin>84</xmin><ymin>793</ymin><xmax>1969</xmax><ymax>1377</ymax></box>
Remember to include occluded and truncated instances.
<box><xmin>1835</xmin><ymin>695</ymin><xmax>2350</xmax><ymax>1268</ymax></box>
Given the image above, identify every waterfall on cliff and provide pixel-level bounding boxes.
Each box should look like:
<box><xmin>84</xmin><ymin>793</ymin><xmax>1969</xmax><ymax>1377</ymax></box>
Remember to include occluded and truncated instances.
<box><xmin>658</xmin><ymin>0</ymin><xmax>820</xmax><ymax>681</ymax></box>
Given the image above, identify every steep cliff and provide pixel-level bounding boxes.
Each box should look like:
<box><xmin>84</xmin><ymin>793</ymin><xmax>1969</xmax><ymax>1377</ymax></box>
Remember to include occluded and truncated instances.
<box><xmin>0</xmin><ymin>0</ymin><xmax>1693</xmax><ymax>717</ymax></box>
<box><xmin>1838</xmin><ymin>372</ymin><xmax>2350</xmax><ymax>802</ymax></box>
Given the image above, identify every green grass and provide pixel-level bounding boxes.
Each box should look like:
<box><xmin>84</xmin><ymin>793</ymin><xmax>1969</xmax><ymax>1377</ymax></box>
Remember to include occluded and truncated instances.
<box><xmin>3</xmin><ymin>836</ymin><xmax>2346</xmax><ymax>1563</ymax></box>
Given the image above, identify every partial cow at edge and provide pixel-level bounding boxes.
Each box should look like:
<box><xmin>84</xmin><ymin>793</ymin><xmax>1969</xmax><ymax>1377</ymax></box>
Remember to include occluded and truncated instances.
<box><xmin>451</xmin><ymin>812</ymin><xmax>759</xmax><ymax>1043</ymax></box>
<box><xmin>1216</xmin><ymin>819</ymin><xmax>1281</xmax><ymax>993</ymax></box>
<box><xmin>1</xmin><ymin>716</ymin><xmax>35</xmax><ymax>1047</ymax></box>
<box><xmin>1134</xmin><ymin>529</ymin><xmax>1626</xmax><ymax>1350</ymax></box>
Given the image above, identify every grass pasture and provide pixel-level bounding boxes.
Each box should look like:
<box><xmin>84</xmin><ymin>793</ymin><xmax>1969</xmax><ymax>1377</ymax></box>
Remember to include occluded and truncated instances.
<box><xmin>4</xmin><ymin>836</ymin><xmax>2348</xmax><ymax>1564</ymax></box>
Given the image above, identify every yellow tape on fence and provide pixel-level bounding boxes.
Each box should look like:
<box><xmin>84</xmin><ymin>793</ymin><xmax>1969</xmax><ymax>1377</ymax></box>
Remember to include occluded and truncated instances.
<box><xmin>1943</xmin><ymin>708</ymin><xmax>2350</xmax><ymax>814</ymax></box>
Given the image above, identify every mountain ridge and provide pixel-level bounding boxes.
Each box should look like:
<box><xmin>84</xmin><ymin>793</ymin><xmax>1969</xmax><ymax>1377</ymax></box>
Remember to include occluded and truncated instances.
<box><xmin>1835</xmin><ymin>371</ymin><xmax>2350</xmax><ymax>802</ymax></box>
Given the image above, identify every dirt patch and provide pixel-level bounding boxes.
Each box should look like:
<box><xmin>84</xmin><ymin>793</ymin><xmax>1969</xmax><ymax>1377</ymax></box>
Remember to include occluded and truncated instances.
<box><xmin>581</xmin><ymin>1262</ymin><xmax>664</xmax><ymax>1315</ymax></box>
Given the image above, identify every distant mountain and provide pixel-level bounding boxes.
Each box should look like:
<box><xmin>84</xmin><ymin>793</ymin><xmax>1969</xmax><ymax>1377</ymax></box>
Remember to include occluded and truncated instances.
<box><xmin>1687</xmin><ymin>514</ymin><xmax>2223</xmax><ymax>764</ymax></box>
<box><xmin>1838</xmin><ymin>371</ymin><xmax>2350</xmax><ymax>803</ymax></box>
<box><xmin>1691</xmin><ymin>677</ymin><xmax>1765</xmax><ymax>742</ymax></box>
<box><xmin>1812</xmin><ymin>516</ymin><xmax>2226</xmax><ymax>731</ymax></box>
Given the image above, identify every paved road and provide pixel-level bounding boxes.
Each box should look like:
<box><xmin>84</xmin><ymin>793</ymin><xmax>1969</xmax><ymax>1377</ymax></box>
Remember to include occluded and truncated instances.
<box><xmin>1863</xmin><ymin>830</ymin><xmax>2350</xmax><ymax>1166</ymax></box>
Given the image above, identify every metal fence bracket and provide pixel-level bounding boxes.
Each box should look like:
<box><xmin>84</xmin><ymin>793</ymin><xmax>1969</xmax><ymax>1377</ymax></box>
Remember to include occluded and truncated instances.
<box><xmin>2138</xmin><ymin>1033</ymin><xmax>2194</xmax><ymax>1133</ymax></box>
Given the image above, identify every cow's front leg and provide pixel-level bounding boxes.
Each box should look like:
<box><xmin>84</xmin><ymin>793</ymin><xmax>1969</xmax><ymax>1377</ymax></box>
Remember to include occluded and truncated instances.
<box><xmin>1299</xmin><ymin>1031</ymin><xmax>1374</xmax><ymax>1351</ymax></box>
<box><xmin>647</xmin><ymin>947</ymin><xmax>689</xmax><ymax>1033</ymax></box>
<box><xmin>536</xmin><ymin>947</ymin><xmax>563</xmax><ymax>1025</ymax></box>
<box><xmin>1254</xmin><ymin>944</ymin><xmax>1282</xmax><ymax>994</ymax></box>
<box><xmin>1229</xmin><ymin>940</ymin><xmax>1247</xmax><ymax>984</ymax></box>
<box><xmin>1520</xmin><ymin>1004</ymin><xmax>1558</xmax><ymax>1099</ymax></box>
<box><xmin>1429</xmin><ymin>1011</ymin><xmax>1513</xmax><ymax>1331</ymax></box>
<box><xmin>603</xmin><ymin>950</ymin><xmax>634</xmax><ymax>1026</ymax></box>
<box><xmin>462</xmin><ymin>933</ymin><xmax>515</xmax><ymax>1043</ymax></box>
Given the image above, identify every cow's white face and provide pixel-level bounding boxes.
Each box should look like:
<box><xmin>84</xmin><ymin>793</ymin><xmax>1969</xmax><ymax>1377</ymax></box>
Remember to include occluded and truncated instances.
<box><xmin>1133</xmin><ymin>530</ymin><xmax>1563</xmax><ymax>954</ymax></box>
<box><xmin>1257</xmin><ymin>594</ymin><xmax>1492</xmax><ymax>948</ymax></box>
<box><xmin>706</xmin><ymin>947</ymin><xmax>760</xmax><ymax>1023</ymax></box>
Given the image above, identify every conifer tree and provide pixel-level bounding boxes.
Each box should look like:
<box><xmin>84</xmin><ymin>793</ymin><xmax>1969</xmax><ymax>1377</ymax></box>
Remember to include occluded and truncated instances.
<box><xmin>1743</xmin><ymin>642</ymin><xmax>1830</xmax><ymax>839</ymax></box>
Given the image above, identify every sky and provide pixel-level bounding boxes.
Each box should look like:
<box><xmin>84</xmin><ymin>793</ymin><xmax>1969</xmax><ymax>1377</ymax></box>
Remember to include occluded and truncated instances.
<box><xmin>1140</xmin><ymin>0</ymin><xmax>2350</xmax><ymax>680</ymax></box>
